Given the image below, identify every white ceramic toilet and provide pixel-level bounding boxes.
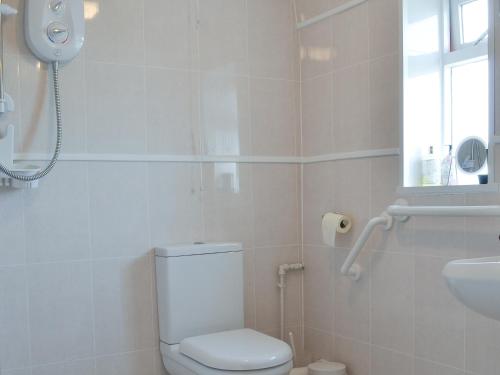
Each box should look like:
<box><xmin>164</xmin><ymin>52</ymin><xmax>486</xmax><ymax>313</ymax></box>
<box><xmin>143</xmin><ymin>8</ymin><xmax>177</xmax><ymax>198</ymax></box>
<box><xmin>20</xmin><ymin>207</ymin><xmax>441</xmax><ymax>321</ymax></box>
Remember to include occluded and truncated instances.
<box><xmin>155</xmin><ymin>243</ymin><xmax>293</xmax><ymax>375</ymax></box>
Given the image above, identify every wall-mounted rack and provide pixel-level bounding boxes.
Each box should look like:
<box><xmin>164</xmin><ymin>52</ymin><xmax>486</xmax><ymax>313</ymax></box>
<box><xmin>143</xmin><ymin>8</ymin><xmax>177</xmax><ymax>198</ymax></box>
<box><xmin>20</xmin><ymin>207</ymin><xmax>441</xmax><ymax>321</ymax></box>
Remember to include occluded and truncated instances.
<box><xmin>296</xmin><ymin>0</ymin><xmax>368</xmax><ymax>30</ymax></box>
<box><xmin>341</xmin><ymin>199</ymin><xmax>500</xmax><ymax>280</ymax></box>
<box><xmin>0</xmin><ymin>125</ymin><xmax>40</xmax><ymax>189</ymax></box>
<box><xmin>0</xmin><ymin>167</ymin><xmax>41</xmax><ymax>189</ymax></box>
<box><xmin>0</xmin><ymin>3</ymin><xmax>16</xmax><ymax>113</ymax></box>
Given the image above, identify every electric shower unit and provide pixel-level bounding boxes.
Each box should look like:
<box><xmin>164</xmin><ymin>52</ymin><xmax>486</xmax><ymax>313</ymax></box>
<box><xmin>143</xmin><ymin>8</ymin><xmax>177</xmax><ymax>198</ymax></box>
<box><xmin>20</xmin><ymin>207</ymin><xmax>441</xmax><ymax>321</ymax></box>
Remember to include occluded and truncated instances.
<box><xmin>0</xmin><ymin>0</ymin><xmax>85</xmax><ymax>184</ymax></box>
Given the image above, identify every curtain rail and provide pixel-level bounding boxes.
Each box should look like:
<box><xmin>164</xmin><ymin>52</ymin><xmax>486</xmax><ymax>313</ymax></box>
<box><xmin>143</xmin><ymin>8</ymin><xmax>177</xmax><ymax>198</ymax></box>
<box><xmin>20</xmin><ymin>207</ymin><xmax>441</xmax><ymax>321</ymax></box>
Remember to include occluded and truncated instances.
<box><xmin>296</xmin><ymin>0</ymin><xmax>368</xmax><ymax>30</ymax></box>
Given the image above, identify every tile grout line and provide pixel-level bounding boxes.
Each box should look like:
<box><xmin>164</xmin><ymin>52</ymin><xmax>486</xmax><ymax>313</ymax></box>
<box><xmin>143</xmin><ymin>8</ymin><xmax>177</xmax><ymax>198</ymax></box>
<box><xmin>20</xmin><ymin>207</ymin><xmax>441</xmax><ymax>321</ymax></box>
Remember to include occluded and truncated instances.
<box><xmin>141</xmin><ymin>3</ymin><xmax>157</xmax><ymax>368</ymax></box>
<box><xmin>85</xmin><ymin>161</ymin><xmax>97</xmax><ymax>371</ymax></box>
<box><xmin>20</xmin><ymin>188</ymin><xmax>33</xmax><ymax>370</ymax></box>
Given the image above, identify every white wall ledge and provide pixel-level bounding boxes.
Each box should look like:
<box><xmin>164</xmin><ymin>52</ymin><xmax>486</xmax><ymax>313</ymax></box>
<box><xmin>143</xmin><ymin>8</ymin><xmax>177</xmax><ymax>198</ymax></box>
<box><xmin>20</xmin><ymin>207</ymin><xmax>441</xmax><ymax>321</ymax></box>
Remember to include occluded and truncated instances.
<box><xmin>302</xmin><ymin>148</ymin><xmax>400</xmax><ymax>164</ymax></box>
<box><xmin>14</xmin><ymin>148</ymin><xmax>400</xmax><ymax>165</ymax></box>
<box><xmin>398</xmin><ymin>184</ymin><xmax>500</xmax><ymax>195</ymax></box>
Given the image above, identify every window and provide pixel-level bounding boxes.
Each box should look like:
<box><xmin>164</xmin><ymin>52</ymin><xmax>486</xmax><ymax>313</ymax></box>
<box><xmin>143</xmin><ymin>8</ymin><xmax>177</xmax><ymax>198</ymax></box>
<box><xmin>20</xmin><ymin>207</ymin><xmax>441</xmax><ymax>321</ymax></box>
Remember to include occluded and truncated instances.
<box><xmin>451</xmin><ymin>0</ymin><xmax>489</xmax><ymax>49</ymax></box>
<box><xmin>402</xmin><ymin>0</ymin><xmax>492</xmax><ymax>189</ymax></box>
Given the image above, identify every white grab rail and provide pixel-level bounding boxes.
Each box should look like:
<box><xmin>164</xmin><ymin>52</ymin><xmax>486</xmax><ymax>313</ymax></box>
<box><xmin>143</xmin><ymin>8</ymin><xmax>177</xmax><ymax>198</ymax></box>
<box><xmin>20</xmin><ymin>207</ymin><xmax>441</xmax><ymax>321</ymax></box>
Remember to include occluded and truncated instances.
<box><xmin>341</xmin><ymin>201</ymin><xmax>500</xmax><ymax>280</ymax></box>
<box><xmin>387</xmin><ymin>204</ymin><xmax>500</xmax><ymax>217</ymax></box>
<box><xmin>340</xmin><ymin>214</ymin><xmax>392</xmax><ymax>280</ymax></box>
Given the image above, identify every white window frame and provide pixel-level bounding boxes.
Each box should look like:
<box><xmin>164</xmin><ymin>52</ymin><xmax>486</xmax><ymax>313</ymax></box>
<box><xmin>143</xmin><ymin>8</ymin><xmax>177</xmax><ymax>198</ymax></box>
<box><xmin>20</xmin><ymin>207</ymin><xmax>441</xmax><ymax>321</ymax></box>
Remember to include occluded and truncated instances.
<box><xmin>450</xmin><ymin>0</ymin><xmax>489</xmax><ymax>50</ymax></box>
<box><xmin>399</xmin><ymin>0</ymin><xmax>496</xmax><ymax>194</ymax></box>
<box><xmin>443</xmin><ymin>0</ymin><xmax>489</xmax><ymax>147</ymax></box>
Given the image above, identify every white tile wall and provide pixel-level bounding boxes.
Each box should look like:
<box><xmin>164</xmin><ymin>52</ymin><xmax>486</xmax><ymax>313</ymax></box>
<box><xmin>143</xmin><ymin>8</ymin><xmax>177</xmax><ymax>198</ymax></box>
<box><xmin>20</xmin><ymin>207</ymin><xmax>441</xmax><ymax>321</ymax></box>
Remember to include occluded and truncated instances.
<box><xmin>0</xmin><ymin>0</ymin><xmax>302</xmax><ymax>374</ymax></box>
<box><xmin>85</xmin><ymin>63</ymin><xmax>147</xmax><ymax>154</ymax></box>
<box><xmin>31</xmin><ymin>359</ymin><xmax>97</xmax><ymax>375</ymax></box>
<box><xmin>332</xmin><ymin>63</ymin><xmax>371</xmax><ymax>153</ymax></box>
<box><xmin>247</xmin><ymin>0</ymin><xmax>298</xmax><ymax>80</ymax></box>
<box><xmin>0</xmin><ymin>160</ymin><xmax>303</xmax><ymax>374</ymax></box>
<box><xmin>0</xmin><ymin>190</ymin><xmax>26</xmax><ymax>266</ymax></box>
<box><xmin>0</xmin><ymin>266</ymin><xmax>30</xmax><ymax>369</ymax></box>
<box><xmin>301</xmin><ymin>75</ymin><xmax>333</xmax><ymax>156</ymax></box>
<box><xmin>198</xmin><ymin>0</ymin><xmax>248</xmax><ymax>75</ymax></box>
<box><xmin>24</xmin><ymin>163</ymin><xmax>90</xmax><ymax>263</ymax></box>
<box><xmin>88</xmin><ymin>163</ymin><xmax>150</xmax><ymax>259</ymax></box>
<box><xmin>249</xmin><ymin>78</ymin><xmax>300</xmax><ymax>156</ymax></box>
<box><xmin>370</xmin><ymin>251</ymin><xmax>414</xmax><ymax>354</ymax></box>
<box><xmin>28</xmin><ymin>261</ymin><xmax>94</xmax><ymax>365</ymax></box>
<box><xmin>252</xmin><ymin>164</ymin><xmax>300</xmax><ymax>247</ymax></box>
<box><xmin>3</xmin><ymin>0</ymin><xmax>500</xmax><ymax>374</ymax></box>
<box><xmin>95</xmin><ymin>350</ymin><xmax>156</xmax><ymax>375</ymax></box>
<box><xmin>145</xmin><ymin>68</ymin><xmax>200</xmax><ymax>155</ymax></box>
<box><xmin>144</xmin><ymin>0</ymin><xmax>196</xmax><ymax>70</ymax></box>
<box><xmin>92</xmin><ymin>256</ymin><xmax>154</xmax><ymax>356</ymax></box>
<box><xmin>86</xmin><ymin>0</ymin><xmax>145</xmax><ymax>65</ymax></box>
<box><xmin>331</xmin><ymin>2</ymin><xmax>369</xmax><ymax>71</ymax></box>
<box><xmin>200</xmin><ymin>72</ymin><xmax>251</xmax><ymax>156</ymax></box>
<box><xmin>298</xmin><ymin>0</ymin><xmax>500</xmax><ymax>373</ymax></box>
<box><xmin>302</xmin><ymin>157</ymin><xmax>500</xmax><ymax>375</ymax></box>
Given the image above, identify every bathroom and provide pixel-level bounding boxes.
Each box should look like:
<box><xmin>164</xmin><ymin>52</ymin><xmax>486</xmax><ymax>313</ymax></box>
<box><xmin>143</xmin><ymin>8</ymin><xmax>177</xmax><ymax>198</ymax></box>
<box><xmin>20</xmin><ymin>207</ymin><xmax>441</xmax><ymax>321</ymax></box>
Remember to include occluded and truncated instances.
<box><xmin>0</xmin><ymin>0</ymin><xmax>499</xmax><ymax>374</ymax></box>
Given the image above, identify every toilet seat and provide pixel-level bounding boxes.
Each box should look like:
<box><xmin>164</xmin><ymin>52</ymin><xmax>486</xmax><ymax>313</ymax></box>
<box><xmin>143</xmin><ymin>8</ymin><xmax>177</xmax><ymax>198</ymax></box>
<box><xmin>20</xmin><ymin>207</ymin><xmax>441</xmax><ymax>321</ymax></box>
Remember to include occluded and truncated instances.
<box><xmin>180</xmin><ymin>329</ymin><xmax>292</xmax><ymax>371</ymax></box>
<box><xmin>161</xmin><ymin>342</ymin><xmax>293</xmax><ymax>375</ymax></box>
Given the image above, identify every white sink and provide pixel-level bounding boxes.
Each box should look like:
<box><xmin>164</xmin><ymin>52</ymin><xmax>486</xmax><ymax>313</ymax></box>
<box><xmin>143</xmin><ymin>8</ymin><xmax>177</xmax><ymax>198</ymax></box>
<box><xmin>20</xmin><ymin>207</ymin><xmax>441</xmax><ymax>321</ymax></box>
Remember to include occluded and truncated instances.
<box><xmin>443</xmin><ymin>257</ymin><xmax>500</xmax><ymax>321</ymax></box>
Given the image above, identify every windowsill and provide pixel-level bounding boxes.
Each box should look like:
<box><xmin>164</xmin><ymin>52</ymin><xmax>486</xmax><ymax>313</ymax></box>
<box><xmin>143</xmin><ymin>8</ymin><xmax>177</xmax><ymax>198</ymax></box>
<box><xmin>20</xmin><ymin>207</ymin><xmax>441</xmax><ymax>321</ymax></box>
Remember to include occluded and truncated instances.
<box><xmin>397</xmin><ymin>183</ymin><xmax>500</xmax><ymax>195</ymax></box>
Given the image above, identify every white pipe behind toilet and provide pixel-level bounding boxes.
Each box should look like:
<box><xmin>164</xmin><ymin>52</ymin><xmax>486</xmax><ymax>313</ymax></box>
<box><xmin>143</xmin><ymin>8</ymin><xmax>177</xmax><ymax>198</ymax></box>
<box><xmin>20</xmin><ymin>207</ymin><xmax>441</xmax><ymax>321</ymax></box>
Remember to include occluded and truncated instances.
<box><xmin>278</xmin><ymin>264</ymin><xmax>347</xmax><ymax>375</ymax></box>
<box><xmin>287</xmin><ymin>213</ymin><xmax>352</xmax><ymax>374</ymax></box>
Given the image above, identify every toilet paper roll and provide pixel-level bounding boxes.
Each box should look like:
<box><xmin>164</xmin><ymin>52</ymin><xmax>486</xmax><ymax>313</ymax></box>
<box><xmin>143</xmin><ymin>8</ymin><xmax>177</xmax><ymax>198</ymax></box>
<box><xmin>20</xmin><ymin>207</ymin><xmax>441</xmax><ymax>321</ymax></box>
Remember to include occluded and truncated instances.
<box><xmin>322</xmin><ymin>213</ymin><xmax>352</xmax><ymax>247</ymax></box>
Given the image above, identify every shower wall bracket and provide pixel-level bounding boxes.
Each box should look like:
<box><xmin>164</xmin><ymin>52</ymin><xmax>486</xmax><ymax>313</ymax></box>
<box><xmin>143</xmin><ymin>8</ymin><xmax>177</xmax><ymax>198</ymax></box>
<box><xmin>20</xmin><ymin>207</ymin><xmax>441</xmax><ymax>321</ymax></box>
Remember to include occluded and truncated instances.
<box><xmin>0</xmin><ymin>92</ymin><xmax>14</xmax><ymax>113</ymax></box>
<box><xmin>0</xmin><ymin>3</ymin><xmax>17</xmax><ymax>113</ymax></box>
<box><xmin>0</xmin><ymin>125</ymin><xmax>40</xmax><ymax>189</ymax></box>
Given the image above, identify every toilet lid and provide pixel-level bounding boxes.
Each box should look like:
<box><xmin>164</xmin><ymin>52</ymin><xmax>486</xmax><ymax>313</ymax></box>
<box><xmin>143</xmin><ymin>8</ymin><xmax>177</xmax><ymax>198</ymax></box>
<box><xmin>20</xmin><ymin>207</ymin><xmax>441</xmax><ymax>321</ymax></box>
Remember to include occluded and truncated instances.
<box><xmin>179</xmin><ymin>329</ymin><xmax>293</xmax><ymax>371</ymax></box>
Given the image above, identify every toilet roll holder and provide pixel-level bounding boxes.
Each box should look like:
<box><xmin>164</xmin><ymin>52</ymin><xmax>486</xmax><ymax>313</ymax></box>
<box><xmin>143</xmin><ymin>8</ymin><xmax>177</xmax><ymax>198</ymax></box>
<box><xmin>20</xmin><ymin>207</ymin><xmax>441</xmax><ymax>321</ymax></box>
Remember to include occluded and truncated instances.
<box><xmin>321</xmin><ymin>212</ymin><xmax>353</xmax><ymax>250</ymax></box>
<box><xmin>321</xmin><ymin>214</ymin><xmax>352</xmax><ymax>229</ymax></box>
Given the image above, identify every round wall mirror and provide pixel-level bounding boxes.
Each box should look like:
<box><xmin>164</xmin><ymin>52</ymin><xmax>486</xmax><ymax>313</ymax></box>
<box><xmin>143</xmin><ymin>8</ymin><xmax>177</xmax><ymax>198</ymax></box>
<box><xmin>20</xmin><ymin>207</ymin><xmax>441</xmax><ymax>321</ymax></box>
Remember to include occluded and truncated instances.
<box><xmin>456</xmin><ymin>137</ymin><xmax>488</xmax><ymax>174</ymax></box>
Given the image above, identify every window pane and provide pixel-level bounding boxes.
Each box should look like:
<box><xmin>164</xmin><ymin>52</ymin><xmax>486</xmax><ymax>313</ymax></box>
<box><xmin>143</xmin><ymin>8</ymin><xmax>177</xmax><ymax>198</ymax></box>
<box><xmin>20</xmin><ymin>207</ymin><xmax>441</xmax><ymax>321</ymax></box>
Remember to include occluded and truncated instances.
<box><xmin>461</xmin><ymin>0</ymin><xmax>488</xmax><ymax>44</ymax></box>
<box><xmin>451</xmin><ymin>58</ymin><xmax>489</xmax><ymax>184</ymax></box>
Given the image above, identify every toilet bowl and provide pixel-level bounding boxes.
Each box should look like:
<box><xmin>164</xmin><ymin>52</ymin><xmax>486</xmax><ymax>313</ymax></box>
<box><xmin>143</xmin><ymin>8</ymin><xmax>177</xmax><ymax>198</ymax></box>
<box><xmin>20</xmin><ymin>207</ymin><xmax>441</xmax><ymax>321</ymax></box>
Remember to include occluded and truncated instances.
<box><xmin>161</xmin><ymin>329</ymin><xmax>293</xmax><ymax>375</ymax></box>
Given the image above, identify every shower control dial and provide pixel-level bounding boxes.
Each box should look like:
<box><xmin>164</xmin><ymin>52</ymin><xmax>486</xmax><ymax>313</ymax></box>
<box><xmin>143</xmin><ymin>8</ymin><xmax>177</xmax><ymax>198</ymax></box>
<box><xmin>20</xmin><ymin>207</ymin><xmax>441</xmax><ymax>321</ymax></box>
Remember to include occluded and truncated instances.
<box><xmin>47</xmin><ymin>22</ymin><xmax>69</xmax><ymax>44</ymax></box>
<box><xmin>26</xmin><ymin>0</ymin><xmax>85</xmax><ymax>62</ymax></box>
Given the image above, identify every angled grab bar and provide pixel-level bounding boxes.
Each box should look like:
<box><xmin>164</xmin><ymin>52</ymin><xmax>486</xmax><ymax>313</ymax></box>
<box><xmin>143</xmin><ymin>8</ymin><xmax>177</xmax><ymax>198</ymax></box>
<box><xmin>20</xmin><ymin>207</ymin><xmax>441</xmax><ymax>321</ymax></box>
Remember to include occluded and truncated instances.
<box><xmin>341</xmin><ymin>213</ymin><xmax>392</xmax><ymax>280</ymax></box>
<box><xmin>342</xmin><ymin>200</ymin><xmax>500</xmax><ymax>281</ymax></box>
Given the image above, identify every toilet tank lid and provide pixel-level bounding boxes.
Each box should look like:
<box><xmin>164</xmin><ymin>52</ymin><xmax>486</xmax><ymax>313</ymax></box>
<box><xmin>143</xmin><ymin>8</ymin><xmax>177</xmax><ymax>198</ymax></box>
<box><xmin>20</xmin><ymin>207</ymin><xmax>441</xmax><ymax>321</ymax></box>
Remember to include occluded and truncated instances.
<box><xmin>155</xmin><ymin>242</ymin><xmax>242</xmax><ymax>257</ymax></box>
<box><xmin>179</xmin><ymin>329</ymin><xmax>292</xmax><ymax>371</ymax></box>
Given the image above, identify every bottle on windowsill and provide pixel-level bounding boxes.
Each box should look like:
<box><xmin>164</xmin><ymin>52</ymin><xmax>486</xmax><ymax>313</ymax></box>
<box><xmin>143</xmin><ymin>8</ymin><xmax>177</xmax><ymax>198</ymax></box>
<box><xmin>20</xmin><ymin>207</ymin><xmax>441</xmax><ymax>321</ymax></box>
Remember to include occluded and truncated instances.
<box><xmin>440</xmin><ymin>145</ymin><xmax>457</xmax><ymax>186</ymax></box>
<box><xmin>422</xmin><ymin>146</ymin><xmax>440</xmax><ymax>186</ymax></box>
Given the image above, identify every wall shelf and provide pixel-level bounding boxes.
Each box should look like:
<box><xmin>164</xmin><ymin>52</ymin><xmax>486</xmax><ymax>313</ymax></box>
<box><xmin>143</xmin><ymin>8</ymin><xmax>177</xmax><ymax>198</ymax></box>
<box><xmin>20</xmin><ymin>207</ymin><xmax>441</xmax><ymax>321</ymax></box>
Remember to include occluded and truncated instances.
<box><xmin>0</xmin><ymin>165</ymin><xmax>41</xmax><ymax>189</ymax></box>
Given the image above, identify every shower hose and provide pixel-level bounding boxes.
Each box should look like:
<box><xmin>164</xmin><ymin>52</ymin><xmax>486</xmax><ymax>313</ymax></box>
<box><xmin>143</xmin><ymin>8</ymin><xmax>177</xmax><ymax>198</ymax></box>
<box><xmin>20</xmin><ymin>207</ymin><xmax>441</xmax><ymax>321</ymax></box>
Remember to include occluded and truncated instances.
<box><xmin>0</xmin><ymin>60</ymin><xmax>62</xmax><ymax>181</ymax></box>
